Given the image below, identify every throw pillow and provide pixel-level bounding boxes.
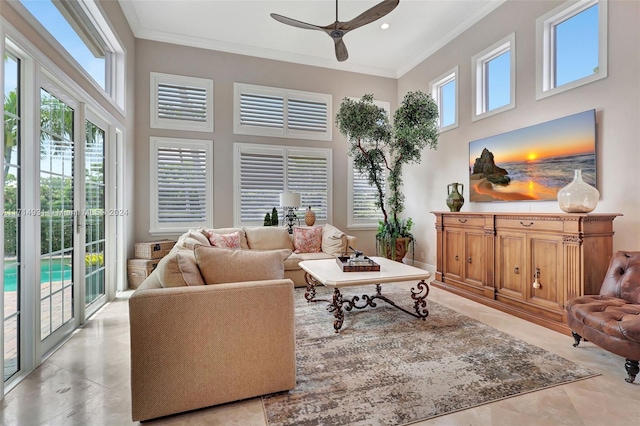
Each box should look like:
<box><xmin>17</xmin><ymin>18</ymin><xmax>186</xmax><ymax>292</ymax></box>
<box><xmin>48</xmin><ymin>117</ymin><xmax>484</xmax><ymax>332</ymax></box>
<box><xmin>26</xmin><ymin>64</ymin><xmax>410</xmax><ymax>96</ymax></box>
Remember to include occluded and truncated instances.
<box><xmin>322</xmin><ymin>224</ymin><xmax>347</xmax><ymax>256</ymax></box>
<box><xmin>293</xmin><ymin>226</ymin><xmax>323</xmax><ymax>254</ymax></box>
<box><xmin>244</xmin><ymin>227</ymin><xmax>294</xmax><ymax>251</ymax></box>
<box><xmin>155</xmin><ymin>248</ymin><xmax>206</xmax><ymax>288</ymax></box>
<box><xmin>208</xmin><ymin>231</ymin><xmax>241</xmax><ymax>249</ymax></box>
<box><xmin>193</xmin><ymin>245</ymin><xmax>291</xmax><ymax>285</ymax></box>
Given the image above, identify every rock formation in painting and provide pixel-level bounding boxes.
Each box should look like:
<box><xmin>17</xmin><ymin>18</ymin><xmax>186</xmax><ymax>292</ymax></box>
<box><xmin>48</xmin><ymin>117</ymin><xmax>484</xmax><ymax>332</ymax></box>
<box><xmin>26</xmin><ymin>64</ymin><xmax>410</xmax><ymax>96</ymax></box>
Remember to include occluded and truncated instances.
<box><xmin>471</xmin><ymin>148</ymin><xmax>511</xmax><ymax>184</ymax></box>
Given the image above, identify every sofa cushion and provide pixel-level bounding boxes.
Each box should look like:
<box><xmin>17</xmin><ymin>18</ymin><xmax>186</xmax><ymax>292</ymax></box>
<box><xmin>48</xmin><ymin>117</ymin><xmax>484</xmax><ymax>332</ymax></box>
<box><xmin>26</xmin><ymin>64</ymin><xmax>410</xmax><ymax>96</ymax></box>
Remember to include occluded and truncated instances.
<box><xmin>297</xmin><ymin>252</ymin><xmax>336</xmax><ymax>261</ymax></box>
<box><xmin>194</xmin><ymin>245</ymin><xmax>291</xmax><ymax>284</ymax></box>
<box><xmin>155</xmin><ymin>248</ymin><xmax>206</xmax><ymax>288</ymax></box>
<box><xmin>283</xmin><ymin>253</ymin><xmax>303</xmax><ymax>271</ymax></box>
<box><xmin>208</xmin><ymin>231</ymin><xmax>242</xmax><ymax>249</ymax></box>
<box><xmin>244</xmin><ymin>227</ymin><xmax>294</xmax><ymax>251</ymax></box>
<box><xmin>322</xmin><ymin>224</ymin><xmax>347</xmax><ymax>256</ymax></box>
<box><xmin>293</xmin><ymin>226</ymin><xmax>322</xmax><ymax>254</ymax></box>
<box><xmin>176</xmin><ymin>230</ymin><xmax>211</xmax><ymax>250</ymax></box>
<box><xmin>205</xmin><ymin>228</ymin><xmax>249</xmax><ymax>249</ymax></box>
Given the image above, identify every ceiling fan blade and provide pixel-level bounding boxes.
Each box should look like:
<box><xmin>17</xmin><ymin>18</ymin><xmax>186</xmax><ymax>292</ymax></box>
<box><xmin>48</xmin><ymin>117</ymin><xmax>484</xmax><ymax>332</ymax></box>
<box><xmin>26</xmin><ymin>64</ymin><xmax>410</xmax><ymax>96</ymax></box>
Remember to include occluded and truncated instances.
<box><xmin>270</xmin><ymin>13</ymin><xmax>325</xmax><ymax>32</ymax></box>
<box><xmin>334</xmin><ymin>37</ymin><xmax>349</xmax><ymax>62</ymax></box>
<box><xmin>340</xmin><ymin>0</ymin><xmax>400</xmax><ymax>32</ymax></box>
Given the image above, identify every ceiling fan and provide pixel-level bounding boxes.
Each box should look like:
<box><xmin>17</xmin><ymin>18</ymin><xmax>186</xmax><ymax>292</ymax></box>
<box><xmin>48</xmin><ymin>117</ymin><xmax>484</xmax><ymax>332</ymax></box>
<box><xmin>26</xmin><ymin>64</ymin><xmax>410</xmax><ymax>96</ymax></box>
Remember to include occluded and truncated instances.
<box><xmin>270</xmin><ymin>0</ymin><xmax>400</xmax><ymax>62</ymax></box>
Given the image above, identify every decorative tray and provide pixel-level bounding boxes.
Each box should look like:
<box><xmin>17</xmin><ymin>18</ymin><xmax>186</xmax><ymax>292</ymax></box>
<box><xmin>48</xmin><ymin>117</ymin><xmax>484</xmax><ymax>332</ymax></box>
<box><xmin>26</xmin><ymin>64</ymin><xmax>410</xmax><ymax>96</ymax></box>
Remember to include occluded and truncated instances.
<box><xmin>336</xmin><ymin>256</ymin><xmax>380</xmax><ymax>272</ymax></box>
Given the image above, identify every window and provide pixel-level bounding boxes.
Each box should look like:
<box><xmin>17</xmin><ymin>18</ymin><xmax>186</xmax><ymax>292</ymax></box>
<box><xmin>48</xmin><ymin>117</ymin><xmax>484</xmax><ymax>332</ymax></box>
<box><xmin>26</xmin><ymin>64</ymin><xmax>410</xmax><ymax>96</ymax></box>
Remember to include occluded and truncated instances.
<box><xmin>150</xmin><ymin>72</ymin><xmax>214</xmax><ymax>132</ymax></box>
<box><xmin>348</xmin><ymin>159</ymin><xmax>386</xmax><ymax>229</ymax></box>
<box><xmin>234</xmin><ymin>83</ymin><xmax>332</xmax><ymax>141</ymax></box>
<box><xmin>14</xmin><ymin>0</ymin><xmax>126</xmax><ymax>109</ymax></box>
<box><xmin>234</xmin><ymin>143</ymin><xmax>332</xmax><ymax>226</ymax></box>
<box><xmin>150</xmin><ymin>137</ymin><xmax>213</xmax><ymax>234</ymax></box>
<box><xmin>536</xmin><ymin>0</ymin><xmax>607</xmax><ymax>99</ymax></box>
<box><xmin>472</xmin><ymin>33</ymin><xmax>516</xmax><ymax>121</ymax></box>
<box><xmin>430</xmin><ymin>66</ymin><xmax>458</xmax><ymax>131</ymax></box>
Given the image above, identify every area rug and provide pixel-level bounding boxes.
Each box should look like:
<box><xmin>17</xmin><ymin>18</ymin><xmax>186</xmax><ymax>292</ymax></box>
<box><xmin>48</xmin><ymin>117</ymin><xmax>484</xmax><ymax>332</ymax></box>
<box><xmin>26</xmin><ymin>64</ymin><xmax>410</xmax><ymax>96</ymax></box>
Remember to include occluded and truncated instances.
<box><xmin>262</xmin><ymin>285</ymin><xmax>598</xmax><ymax>426</ymax></box>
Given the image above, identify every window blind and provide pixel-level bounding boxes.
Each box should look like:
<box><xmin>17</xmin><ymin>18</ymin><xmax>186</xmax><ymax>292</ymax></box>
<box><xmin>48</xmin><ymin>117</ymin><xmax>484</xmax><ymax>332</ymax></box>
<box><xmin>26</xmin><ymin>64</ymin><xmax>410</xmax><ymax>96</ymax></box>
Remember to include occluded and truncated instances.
<box><xmin>236</xmin><ymin>143</ymin><xmax>331</xmax><ymax>226</ymax></box>
<box><xmin>239</xmin><ymin>150</ymin><xmax>284</xmax><ymax>223</ymax></box>
<box><xmin>156</xmin><ymin>146</ymin><xmax>208</xmax><ymax>223</ymax></box>
<box><xmin>151</xmin><ymin>73</ymin><xmax>213</xmax><ymax>132</ymax></box>
<box><xmin>287</xmin><ymin>153</ymin><xmax>328</xmax><ymax>221</ymax></box>
<box><xmin>353</xmin><ymin>169</ymin><xmax>385</xmax><ymax>221</ymax></box>
<box><xmin>157</xmin><ymin>83</ymin><xmax>208</xmax><ymax>123</ymax></box>
<box><xmin>234</xmin><ymin>83</ymin><xmax>331</xmax><ymax>140</ymax></box>
<box><xmin>287</xmin><ymin>97</ymin><xmax>327</xmax><ymax>133</ymax></box>
<box><xmin>239</xmin><ymin>92</ymin><xmax>284</xmax><ymax>129</ymax></box>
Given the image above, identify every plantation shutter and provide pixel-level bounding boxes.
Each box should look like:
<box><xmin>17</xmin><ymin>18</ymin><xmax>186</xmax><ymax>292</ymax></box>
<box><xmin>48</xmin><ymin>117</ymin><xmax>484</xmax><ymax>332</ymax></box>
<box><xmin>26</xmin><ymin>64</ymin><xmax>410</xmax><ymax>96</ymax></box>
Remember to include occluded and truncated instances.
<box><xmin>150</xmin><ymin>137</ymin><xmax>213</xmax><ymax>234</ymax></box>
<box><xmin>151</xmin><ymin>73</ymin><xmax>213</xmax><ymax>132</ymax></box>
<box><xmin>157</xmin><ymin>83</ymin><xmax>208</xmax><ymax>123</ymax></box>
<box><xmin>353</xmin><ymin>168</ymin><xmax>385</xmax><ymax>221</ymax></box>
<box><xmin>239</xmin><ymin>149</ymin><xmax>284</xmax><ymax>223</ymax></box>
<box><xmin>234</xmin><ymin>83</ymin><xmax>331</xmax><ymax>140</ymax></box>
<box><xmin>156</xmin><ymin>146</ymin><xmax>208</xmax><ymax>223</ymax></box>
<box><xmin>235</xmin><ymin>143</ymin><xmax>332</xmax><ymax>226</ymax></box>
<box><xmin>287</xmin><ymin>97</ymin><xmax>328</xmax><ymax>133</ymax></box>
<box><xmin>287</xmin><ymin>152</ymin><xmax>329</xmax><ymax>222</ymax></box>
<box><xmin>239</xmin><ymin>92</ymin><xmax>284</xmax><ymax>129</ymax></box>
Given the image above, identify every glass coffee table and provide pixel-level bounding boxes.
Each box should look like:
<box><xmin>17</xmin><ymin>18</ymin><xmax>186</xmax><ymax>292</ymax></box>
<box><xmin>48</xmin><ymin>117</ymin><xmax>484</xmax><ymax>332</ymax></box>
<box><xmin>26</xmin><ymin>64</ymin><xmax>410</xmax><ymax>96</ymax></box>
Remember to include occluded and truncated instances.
<box><xmin>299</xmin><ymin>256</ymin><xmax>431</xmax><ymax>333</ymax></box>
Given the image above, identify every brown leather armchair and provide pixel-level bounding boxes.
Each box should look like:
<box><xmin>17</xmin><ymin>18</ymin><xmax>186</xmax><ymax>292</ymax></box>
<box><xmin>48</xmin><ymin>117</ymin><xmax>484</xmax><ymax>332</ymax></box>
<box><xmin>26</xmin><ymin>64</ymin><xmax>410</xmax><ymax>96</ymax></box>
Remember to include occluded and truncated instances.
<box><xmin>566</xmin><ymin>251</ymin><xmax>640</xmax><ymax>383</ymax></box>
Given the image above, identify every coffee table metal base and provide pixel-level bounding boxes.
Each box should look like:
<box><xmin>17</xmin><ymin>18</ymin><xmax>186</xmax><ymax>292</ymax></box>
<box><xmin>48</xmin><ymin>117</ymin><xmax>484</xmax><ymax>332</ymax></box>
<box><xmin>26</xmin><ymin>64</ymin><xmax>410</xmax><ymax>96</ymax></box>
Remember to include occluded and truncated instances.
<box><xmin>304</xmin><ymin>273</ymin><xmax>430</xmax><ymax>333</ymax></box>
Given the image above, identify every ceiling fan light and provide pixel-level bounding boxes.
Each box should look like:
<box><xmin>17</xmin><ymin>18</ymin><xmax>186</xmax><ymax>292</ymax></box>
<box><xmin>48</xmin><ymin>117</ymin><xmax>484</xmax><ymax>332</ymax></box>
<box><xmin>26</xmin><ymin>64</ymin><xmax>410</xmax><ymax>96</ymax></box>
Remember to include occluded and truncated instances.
<box><xmin>381</xmin><ymin>22</ymin><xmax>390</xmax><ymax>30</ymax></box>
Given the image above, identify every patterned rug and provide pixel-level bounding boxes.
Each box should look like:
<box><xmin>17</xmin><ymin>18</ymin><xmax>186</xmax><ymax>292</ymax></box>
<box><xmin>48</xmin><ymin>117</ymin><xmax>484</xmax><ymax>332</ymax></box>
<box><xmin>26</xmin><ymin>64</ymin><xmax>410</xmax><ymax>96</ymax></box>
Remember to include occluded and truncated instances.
<box><xmin>262</xmin><ymin>285</ymin><xmax>598</xmax><ymax>426</ymax></box>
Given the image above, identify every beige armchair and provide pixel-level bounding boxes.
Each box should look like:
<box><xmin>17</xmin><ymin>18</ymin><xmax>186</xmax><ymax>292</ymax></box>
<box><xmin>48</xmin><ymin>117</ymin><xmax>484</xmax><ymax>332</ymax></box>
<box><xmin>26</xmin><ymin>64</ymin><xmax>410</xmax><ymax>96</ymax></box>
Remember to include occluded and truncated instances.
<box><xmin>129</xmin><ymin>277</ymin><xmax>296</xmax><ymax>422</ymax></box>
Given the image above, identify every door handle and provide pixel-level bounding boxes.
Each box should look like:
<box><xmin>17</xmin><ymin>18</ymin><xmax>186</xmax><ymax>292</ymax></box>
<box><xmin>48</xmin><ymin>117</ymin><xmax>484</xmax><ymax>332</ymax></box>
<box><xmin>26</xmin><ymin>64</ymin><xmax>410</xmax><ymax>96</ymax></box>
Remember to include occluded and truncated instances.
<box><xmin>468</xmin><ymin>257</ymin><xmax>472</xmax><ymax>264</ymax></box>
<box><xmin>533</xmin><ymin>267</ymin><xmax>541</xmax><ymax>289</ymax></box>
<box><xmin>454</xmin><ymin>255</ymin><xmax>459</xmax><ymax>261</ymax></box>
<box><xmin>514</xmin><ymin>266</ymin><xmax>519</xmax><ymax>274</ymax></box>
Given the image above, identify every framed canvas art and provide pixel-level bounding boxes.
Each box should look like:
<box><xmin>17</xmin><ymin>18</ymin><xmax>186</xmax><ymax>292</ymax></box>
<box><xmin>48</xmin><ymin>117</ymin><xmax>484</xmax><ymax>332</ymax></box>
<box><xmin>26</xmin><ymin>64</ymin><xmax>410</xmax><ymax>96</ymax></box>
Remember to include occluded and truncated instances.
<box><xmin>469</xmin><ymin>110</ymin><xmax>596</xmax><ymax>202</ymax></box>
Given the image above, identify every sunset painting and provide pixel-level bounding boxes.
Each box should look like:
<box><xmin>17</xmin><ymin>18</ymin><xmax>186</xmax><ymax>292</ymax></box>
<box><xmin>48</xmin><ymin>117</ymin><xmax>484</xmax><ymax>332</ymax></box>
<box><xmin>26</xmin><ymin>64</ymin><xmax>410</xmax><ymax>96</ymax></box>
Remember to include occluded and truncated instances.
<box><xmin>469</xmin><ymin>110</ymin><xmax>596</xmax><ymax>202</ymax></box>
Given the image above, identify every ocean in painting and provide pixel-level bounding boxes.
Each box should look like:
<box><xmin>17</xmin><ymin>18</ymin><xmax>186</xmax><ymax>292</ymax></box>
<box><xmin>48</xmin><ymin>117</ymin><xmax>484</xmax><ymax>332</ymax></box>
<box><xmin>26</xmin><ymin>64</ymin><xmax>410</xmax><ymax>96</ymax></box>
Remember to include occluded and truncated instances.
<box><xmin>497</xmin><ymin>153</ymin><xmax>596</xmax><ymax>190</ymax></box>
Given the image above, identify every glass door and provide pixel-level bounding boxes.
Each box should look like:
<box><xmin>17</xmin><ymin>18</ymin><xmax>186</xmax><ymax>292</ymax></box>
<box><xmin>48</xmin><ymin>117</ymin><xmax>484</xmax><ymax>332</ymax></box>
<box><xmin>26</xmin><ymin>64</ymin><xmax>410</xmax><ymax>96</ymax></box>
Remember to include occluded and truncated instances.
<box><xmin>39</xmin><ymin>87</ymin><xmax>77</xmax><ymax>353</ymax></box>
<box><xmin>3</xmin><ymin>53</ymin><xmax>21</xmax><ymax>382</ymax></box>
<box><xmin>84</xmin><ymin>116</ymin><xmax>106</xmax><ymax>314</ymax></box>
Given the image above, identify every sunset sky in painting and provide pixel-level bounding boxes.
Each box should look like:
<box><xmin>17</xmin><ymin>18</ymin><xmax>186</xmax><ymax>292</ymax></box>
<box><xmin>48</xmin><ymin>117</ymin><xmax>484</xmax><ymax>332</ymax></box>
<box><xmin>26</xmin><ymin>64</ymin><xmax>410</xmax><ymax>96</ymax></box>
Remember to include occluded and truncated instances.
<box><xmin>469</xmin><ymin>110</ymin><xmax>596</xmax><ymax>167</ymax></box>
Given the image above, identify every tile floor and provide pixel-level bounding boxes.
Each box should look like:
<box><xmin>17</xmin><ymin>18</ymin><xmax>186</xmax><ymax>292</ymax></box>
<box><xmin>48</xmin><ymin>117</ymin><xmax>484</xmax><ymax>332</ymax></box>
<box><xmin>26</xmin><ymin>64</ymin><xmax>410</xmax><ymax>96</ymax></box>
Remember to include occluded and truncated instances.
<box><xmin>1</xmin><ymin>282</ymin><xmax>640</xmax><ymax>425</ymax></box>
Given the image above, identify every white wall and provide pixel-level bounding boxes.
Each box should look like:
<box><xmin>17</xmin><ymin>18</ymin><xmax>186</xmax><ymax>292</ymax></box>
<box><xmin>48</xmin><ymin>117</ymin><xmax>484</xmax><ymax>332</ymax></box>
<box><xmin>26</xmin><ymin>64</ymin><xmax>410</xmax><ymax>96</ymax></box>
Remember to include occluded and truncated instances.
<box><xmin>398</xmin><ymin>0</ymin><xmax>640</xmax><ymax>266</ymax></box>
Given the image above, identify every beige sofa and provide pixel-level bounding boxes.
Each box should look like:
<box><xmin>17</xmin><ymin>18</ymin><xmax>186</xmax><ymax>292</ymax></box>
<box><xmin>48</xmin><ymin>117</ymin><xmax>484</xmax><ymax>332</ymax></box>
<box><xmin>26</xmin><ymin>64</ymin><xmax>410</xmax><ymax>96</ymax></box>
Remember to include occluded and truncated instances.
<box><xmin>205</xmin><ymin>224</ymin><xmax>356</xmax><ymax>287</ymax></box>
<box><xmin>129</xmin><ymin>225</ymin><xmax>354</xmax><ymax>421</ymax></box>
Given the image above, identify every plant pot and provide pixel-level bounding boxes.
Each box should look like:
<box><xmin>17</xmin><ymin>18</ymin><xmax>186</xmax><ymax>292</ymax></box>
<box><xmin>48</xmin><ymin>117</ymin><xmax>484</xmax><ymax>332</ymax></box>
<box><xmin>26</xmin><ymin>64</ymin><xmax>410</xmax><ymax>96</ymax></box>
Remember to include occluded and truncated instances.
<box><xmin>380</xmin><ymin>237</ymin><xmax>411</xmax><ymax>262</ymax></box>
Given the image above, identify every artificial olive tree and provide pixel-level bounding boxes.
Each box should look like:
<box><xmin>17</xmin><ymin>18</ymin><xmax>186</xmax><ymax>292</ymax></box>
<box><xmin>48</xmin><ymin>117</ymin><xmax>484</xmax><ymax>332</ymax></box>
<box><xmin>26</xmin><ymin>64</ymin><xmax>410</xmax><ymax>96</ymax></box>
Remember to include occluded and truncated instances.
<box><xmin>336</xmin><ymin>92</ymin><xmax>439</xmax><ymax>259</ymax></box>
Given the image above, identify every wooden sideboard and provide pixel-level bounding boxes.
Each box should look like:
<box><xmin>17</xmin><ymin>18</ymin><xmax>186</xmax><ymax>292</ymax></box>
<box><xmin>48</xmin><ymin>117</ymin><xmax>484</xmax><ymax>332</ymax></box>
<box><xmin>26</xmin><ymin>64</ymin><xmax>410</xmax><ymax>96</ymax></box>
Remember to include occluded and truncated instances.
<box><xmin>432</xmin><ymin>212</ymin><xmax>621</xmax><ymax>334</ymax></box>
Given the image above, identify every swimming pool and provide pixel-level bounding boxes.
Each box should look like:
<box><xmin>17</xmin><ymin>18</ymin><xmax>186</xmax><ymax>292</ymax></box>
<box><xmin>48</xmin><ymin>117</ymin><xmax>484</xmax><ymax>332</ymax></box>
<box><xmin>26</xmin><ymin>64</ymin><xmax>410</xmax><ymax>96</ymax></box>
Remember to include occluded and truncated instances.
<box><xmin>3</xmin><ymin>261</ymin><xmax>72</xmax><ymax>292</ymax></box>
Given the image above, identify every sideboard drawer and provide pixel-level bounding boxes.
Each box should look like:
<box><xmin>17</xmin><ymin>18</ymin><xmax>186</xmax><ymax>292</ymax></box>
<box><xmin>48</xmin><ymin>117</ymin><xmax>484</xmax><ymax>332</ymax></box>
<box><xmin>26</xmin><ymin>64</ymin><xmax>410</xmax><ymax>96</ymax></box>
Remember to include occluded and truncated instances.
<box><xmin>496</xmin><ymin>218</ymin><xmax>564</xmax><ymax>232</ymax></box>
<box><xmin>443</xmin><ymin>216</ymin><xmax>485</xmax><ymax>228</ymax></box>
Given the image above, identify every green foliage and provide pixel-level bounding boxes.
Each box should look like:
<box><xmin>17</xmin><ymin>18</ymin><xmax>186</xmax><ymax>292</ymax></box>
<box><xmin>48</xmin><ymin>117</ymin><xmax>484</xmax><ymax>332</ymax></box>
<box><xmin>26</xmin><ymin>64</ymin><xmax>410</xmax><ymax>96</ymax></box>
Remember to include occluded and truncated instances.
<box><xmin>336</xmin><ymin>91</ymin><xmax>439</xmax><ymax>251</ymax></box>
<box><xmin>85</xmin><ymin>253</ymin><xmax>104</xmax><ymax>267</ymax></box>
<box><xmin>271</xmin><ymin>207</ymin><xmax>279</xmax><ymax>226</ymax></box>
<box><xmin>264</xmin><ymin>213</ymin><xmax>271</xmax><ymax>226</ymax></box>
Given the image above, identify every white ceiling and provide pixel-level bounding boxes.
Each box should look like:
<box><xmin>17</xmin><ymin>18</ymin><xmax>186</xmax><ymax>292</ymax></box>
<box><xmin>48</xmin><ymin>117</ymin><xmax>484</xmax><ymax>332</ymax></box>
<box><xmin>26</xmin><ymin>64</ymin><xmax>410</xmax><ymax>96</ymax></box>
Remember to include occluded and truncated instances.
<box><xmin>118</xmin><ymin>0</ymin><xmax>507</xmax><ymax>78</ymax></box>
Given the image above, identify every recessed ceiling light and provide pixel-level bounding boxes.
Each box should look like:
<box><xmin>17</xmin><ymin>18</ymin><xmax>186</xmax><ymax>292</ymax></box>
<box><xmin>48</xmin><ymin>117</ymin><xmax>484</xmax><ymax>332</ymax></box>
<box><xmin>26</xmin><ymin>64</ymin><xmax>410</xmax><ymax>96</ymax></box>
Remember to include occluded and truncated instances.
<box><xmin>380</xmin><ymin>22</ymin><xmax>390</xmax><ymax>30</ymax></box>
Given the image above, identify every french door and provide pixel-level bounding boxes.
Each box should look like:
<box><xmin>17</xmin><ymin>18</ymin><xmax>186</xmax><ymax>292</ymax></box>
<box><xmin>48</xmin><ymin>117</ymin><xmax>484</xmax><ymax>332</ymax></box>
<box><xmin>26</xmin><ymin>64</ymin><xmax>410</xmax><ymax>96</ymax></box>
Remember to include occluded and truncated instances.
<box><xmin>3</xmin><ymin>43</ymin><xmax>121</xmax><ymax>395</ymax></box>
<box><xmin>39</xmin><ymin>84</ymin><xmax>79</xmax><ymax>353</ymax></box>
<box><xmin>28</xmin><ymin>80</ymin><xmax>109</xmax><ymax>357</ymax></box>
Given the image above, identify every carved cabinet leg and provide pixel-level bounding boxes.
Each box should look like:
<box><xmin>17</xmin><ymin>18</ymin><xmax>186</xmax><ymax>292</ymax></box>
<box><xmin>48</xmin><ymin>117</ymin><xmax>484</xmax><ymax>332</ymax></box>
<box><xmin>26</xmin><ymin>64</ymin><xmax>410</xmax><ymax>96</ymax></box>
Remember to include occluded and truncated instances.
<box><xmin>624</xmin><ymin>359</ymin><xmax>639</xmax><ymax>383</ymax></box>
<box><xmin>571</xmin><ymin>331</ymin><xmax>582</xmax><ymax>347</ymax></box>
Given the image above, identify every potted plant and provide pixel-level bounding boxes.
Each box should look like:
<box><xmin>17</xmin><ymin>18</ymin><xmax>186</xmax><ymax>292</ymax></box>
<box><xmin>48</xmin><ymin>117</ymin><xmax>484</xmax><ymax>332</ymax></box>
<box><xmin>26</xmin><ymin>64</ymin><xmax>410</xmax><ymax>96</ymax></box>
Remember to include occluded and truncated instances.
<box><xmin>336</xmin><ymin>92</ymin><xmax>439</xmax><ymax>261</ymax></box>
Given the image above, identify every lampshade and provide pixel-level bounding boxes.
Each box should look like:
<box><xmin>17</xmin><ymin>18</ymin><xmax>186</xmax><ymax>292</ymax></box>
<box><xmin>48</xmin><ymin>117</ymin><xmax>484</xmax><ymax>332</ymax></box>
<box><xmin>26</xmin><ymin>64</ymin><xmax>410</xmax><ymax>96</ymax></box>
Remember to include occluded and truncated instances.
<box><xmin>279</xmin><ymin>192</ymin><xmax>301</xmax><ymax>207</ymax></box>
